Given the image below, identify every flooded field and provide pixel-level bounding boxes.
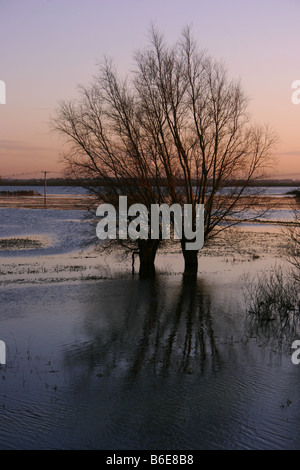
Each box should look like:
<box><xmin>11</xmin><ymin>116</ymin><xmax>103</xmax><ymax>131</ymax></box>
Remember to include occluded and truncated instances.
<box><xmin>0</xmin><ymin>197</ymin><xmax>300</xmax><ymax>449</ymax></box>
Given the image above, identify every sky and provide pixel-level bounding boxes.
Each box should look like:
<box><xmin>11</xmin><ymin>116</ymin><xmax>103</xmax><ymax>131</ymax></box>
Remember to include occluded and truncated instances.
<box><xmin>0</xmin><ymin>0</ymin><xmax>300</xmax><ymax>179</ymax></box>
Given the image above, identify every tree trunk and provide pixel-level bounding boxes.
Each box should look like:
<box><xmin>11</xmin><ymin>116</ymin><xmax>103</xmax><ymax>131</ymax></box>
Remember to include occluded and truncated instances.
<box><xmin>138</xmin><ymin>239</ymin><xmax>160</xmax><ymax>278</ymax></box>
<box><xmin>181</xmin><ymin>238</ymin><xmax>198</xmax><ymax>275</ymax></box>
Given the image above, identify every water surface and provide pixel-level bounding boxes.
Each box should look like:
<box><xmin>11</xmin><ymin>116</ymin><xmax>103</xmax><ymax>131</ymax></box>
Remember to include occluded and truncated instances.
<box><xmin>0</xmin><ymin>271</ymin><xmax>299</xmax><ymax>450</ymax></box>
<box><xmin>0</xmin><ymin>203</ymin><xmax>299</xmax><ymax>449</ymax></box>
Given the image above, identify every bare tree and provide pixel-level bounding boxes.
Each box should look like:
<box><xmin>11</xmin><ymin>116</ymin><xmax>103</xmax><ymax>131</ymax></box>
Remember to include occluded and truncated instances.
<box><xmin>52</xmin><ymin>59</ymin><xmax>164</xmax><ymax>277</ymax></box>
<box><xmin>134</xmin><ymin>26</ymin><xmax>277</xmax><ymax>273</ymax></box>
<box><xmin>52</xmin><ymin>26</ymin><xmax>277</xmax><ymax>276</ymax></box>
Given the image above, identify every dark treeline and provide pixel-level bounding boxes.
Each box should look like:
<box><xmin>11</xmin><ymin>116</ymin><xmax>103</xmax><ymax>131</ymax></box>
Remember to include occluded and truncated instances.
<box><xmin>0</xmin><ymin>178</ymin><xmax>299</xmax><ymax>187</ymax></box>
<box><xmin>0</xmin><ymin>190</ymin><xmax>42</xmax><ymax>196</ymax></box>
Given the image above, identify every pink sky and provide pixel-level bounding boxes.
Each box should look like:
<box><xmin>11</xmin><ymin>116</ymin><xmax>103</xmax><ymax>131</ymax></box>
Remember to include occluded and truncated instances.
<box><xmin>0</xmin><ymin>0</ymin><xmax>299</xmax><ymax>179</ymax></box>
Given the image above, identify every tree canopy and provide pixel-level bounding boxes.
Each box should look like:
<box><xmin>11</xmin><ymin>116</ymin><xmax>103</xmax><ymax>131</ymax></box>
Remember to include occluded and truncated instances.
<box><xmin>52</xmin><ymin>26</ymin><xmax>277</xmax><ymax>276</ymax></box>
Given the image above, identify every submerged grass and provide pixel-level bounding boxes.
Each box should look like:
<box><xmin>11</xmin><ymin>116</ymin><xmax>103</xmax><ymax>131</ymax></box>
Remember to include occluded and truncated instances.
<box><xmin>244</xmin><ymin>265</ymin><xmax>300</xmax><ymax>321</ymax></box>
<box><xmin>0</xmin><ymin>238</ymin><xmax>44</xmax><ymax>250</ymax></box>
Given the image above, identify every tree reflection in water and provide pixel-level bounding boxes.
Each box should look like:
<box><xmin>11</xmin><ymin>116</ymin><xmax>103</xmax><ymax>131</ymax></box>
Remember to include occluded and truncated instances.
<box><xmin>63</xmin><ymin>274</ymin><xmax>222</xmax><ymax>377</ymax></box>
<box><xmin>130</xmin><ymin>274</ymin><xmax>222</xmax><ymax>375</ymax></box>
<box><xmin>57</xmin><ymin>272</ymin><xmax>300</xmax><ymax>450</ymax></box>
<box><xmin>62</xmin><ymin>269</ymin><xmax>299</xmax><ymax>379</ymax></box>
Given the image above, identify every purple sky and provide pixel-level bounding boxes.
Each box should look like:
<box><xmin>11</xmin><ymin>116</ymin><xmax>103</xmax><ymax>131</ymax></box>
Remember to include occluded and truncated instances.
<box><xmin>0</xmin><ymin>0</ymin><xmax>300</xmax><ymax>179</ymax></box>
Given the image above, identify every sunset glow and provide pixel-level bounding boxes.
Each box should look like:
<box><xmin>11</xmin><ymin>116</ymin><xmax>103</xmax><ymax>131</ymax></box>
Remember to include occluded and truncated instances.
<box><xmin>0</xmin><ymin>0</ymin><xmax>300</xmax><ymax>179</ymax></box>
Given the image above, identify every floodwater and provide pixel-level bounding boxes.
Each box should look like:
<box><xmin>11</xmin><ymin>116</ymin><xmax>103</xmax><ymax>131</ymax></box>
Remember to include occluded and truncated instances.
<box><xmin>0</xmin><ymin>184</ymin><xmax>297</xmax><ymax>197</ymax></box>
<box><xmin>0</xmin><ymin>207</ymin><xmax>88</xmax><ymax>256</ymax></box>
<box><xmin>0</xmin><ymin>203</ymin><xmax>300</xmax><ymax>449</ymax></box>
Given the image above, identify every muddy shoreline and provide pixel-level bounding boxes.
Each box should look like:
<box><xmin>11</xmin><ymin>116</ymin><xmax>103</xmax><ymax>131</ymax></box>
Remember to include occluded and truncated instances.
<box><xmin>0</xmin><ymin>226</ymin><xmax>290</xmax><ymax>286</ymax></box>
<box><xmin>0</xmin><ymin>193</ymin><xmax>296</xmax><ymax>285</ymax></box>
